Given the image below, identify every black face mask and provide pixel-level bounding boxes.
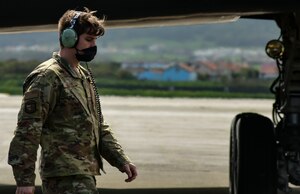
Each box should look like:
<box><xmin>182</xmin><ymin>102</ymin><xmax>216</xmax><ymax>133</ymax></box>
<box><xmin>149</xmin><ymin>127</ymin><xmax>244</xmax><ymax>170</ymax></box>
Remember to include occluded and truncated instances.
<box><xmin>75</xmin><ymin>46</ymin><xmax>97</xmax><ymax>62</ymax></box>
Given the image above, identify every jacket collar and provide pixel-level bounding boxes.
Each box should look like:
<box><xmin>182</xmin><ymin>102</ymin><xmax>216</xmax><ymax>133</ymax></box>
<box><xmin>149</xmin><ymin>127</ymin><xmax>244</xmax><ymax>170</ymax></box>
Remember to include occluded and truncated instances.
<box><xmin>52</xmin><ymin>52</ymin><xmax>81</xmax><ymax>78</ymax></box>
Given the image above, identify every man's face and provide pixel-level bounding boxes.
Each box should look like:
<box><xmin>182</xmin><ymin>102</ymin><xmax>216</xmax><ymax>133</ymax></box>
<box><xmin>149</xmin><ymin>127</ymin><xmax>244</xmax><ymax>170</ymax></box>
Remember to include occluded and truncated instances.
<box><xmin>76</xmin><ymin>33</ymin><xmax>98</xmax><ymax>51</ymax></box>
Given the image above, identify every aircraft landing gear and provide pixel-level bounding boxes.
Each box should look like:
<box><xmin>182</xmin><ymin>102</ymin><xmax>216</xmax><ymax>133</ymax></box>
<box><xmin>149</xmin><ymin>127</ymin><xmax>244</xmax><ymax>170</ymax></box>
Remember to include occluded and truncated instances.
<box><xmin>229</xmin><ymin>113</ymin><xmax>277</xmax><ymax>194</ymax></box>
<box><xmin>229</xmin><ymin>12</ymin><xmax>300</xmax><ymax>193</ymax></box>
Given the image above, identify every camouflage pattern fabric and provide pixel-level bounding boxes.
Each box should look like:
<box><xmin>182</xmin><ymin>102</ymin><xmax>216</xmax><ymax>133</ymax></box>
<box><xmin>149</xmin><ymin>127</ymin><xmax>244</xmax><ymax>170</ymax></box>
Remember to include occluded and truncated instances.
<box><xmin>8</xmin><ymin>52</ymin><xmax>131</xmax><ymax>186</ymax></box>
<box><xmin>42</xmin><ymin>174</ymin><xmax>98</xmax><ymax>194</ymax></box>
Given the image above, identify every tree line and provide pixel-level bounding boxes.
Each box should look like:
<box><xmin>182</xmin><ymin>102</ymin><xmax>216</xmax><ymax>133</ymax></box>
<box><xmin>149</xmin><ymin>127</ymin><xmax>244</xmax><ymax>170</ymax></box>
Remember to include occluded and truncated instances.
<box><xmin>0</xmin><ymin>59</ymin><xmax>274</xmax><ymax>98</ymax></box>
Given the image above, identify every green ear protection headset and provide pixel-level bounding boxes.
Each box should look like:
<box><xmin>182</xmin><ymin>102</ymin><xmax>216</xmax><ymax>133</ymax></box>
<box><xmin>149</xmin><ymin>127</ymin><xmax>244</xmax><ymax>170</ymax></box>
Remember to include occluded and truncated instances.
<box><xmin>61</xmin><ymin>11</ymin><xmax>81</xmax><ymax>48</ymax></box>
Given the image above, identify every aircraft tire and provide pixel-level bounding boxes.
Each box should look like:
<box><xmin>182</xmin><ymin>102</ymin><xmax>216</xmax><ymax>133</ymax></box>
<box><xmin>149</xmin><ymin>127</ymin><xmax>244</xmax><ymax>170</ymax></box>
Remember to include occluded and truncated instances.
<box><xmin>229</xmin><ymin>112</ymin><xmax>277</xmax><ymax>194</ymax></box>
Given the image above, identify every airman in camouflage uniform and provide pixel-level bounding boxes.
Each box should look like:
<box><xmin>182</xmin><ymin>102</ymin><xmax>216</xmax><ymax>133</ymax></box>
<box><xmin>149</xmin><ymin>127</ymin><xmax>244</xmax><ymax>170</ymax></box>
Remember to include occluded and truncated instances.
<box><xmin>8</xmin><ymin>8</ymin><xmax>137</xmax><ymax>194</ymax></box>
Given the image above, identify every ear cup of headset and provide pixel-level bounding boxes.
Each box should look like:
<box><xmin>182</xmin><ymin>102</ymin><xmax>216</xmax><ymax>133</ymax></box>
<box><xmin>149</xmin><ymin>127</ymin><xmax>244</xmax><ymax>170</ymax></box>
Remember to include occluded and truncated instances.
<box><xmin>61</xmin><ymin>28</ymin><xmax>78</xmax><ymax>48</ymax></box>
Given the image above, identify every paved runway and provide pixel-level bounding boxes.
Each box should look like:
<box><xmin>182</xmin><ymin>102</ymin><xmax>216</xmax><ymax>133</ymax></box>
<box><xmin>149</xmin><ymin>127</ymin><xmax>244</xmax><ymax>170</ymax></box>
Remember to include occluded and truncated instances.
<box><xmin>1</xmin><ymin>94</ymin><xmax>300</xmax><ymax>193</ymax></box>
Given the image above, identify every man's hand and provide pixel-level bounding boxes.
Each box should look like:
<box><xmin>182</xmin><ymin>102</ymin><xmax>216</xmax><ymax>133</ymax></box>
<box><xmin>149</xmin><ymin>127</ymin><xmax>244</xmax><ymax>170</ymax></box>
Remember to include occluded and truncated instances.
<box><xmin>120</xmin><ymin>163</ymin><xmax>138</xmax><ymax>182</ymax></box>
<box><xmin>16</xmin><ymin>186</ymin><xmax>35</xmax><ymax>194</ymax></box>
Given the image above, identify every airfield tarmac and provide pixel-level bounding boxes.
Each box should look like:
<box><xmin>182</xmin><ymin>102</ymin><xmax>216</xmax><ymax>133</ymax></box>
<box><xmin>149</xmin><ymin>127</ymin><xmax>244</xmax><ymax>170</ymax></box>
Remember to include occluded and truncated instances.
<box><xmin>1</xmin><ymin>94</ymin><xmax>300</xmax><ymax>193</ymax></box>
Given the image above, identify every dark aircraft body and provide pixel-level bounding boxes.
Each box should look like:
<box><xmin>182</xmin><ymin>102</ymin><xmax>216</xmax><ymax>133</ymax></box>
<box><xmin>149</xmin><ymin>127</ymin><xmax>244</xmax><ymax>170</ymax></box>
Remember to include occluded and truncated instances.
<box><xmin>0</xmin><ymin>0</ymin><xmax>299</xmax><ymax>32</ymax></box>
<box><xmin>1</xmin><ymin>1</ymin><xmax>300</xmax><ymax>194</ymax></box>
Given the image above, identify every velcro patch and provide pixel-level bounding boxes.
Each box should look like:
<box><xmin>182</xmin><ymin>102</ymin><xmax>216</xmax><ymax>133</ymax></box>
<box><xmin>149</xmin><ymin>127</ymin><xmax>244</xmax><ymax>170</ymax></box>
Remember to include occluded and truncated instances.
<box><xmin>24</xmin><ymin>100</ymin><xmax>37</xmax><ymax>114</ymax></box>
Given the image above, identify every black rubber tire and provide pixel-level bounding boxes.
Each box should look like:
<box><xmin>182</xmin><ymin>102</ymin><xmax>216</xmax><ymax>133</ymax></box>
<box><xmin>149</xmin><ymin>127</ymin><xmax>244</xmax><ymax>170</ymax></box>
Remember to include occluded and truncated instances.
<box><xmin>229</xmin><ymin>112</ymin><xmax>277</xmax><ymax>194</ymax></box>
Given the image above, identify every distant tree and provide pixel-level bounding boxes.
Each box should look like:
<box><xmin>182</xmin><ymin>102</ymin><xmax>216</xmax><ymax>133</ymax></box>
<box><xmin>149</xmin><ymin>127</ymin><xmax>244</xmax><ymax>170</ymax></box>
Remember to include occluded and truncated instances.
<box><xmin>91</xmin><ymin>61</ymin><xmax>121</xmax><ymax>78</ymax></box>
<box><xmin>197</xmin><ymin>73</ymin><xmax>210</xmax><ymax>81</ymax></box>
<box><xmin>116</xmin><ymin>70</ymin><xmax>136</xmax><ymax>80</ymax></box>
<box><xmin>240</xmin><ymin>68</ymin><xmax>259</xmax><ymax>79</ymax></box>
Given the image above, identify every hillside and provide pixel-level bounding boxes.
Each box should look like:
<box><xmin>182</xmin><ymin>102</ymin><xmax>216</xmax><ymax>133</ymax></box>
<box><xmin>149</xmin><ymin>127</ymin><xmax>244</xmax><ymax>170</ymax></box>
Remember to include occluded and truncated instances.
<box><xmin>0</xmin><ymin>18</ymin><xmax>280</xmax><ymax>62</ymax></box>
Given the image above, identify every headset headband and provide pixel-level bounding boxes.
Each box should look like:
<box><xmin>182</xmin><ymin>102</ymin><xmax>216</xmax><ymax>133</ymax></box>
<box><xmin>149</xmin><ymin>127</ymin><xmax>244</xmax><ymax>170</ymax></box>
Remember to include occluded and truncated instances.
<box><xmin>69</xmin><ymin>11</ymin><xmax>81</xmax><ymax>29</ymax></box>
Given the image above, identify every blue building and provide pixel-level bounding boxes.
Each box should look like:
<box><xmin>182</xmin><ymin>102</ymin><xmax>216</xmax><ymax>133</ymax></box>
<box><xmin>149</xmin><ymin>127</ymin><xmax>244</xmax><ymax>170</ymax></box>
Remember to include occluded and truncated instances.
<box><xmin>137</xmin><ymin>63</ymin><xmax>197</xmax><ymax>81</ymax></box>
<box><xmin>162</xmin><ymin>64</ymin><xmax>197</xmax><ymax>81</ymax></box>
<box><xmin>137</xmin><ymin>68</ymin><xmax>164</xmax><ymax>81</ymax></box>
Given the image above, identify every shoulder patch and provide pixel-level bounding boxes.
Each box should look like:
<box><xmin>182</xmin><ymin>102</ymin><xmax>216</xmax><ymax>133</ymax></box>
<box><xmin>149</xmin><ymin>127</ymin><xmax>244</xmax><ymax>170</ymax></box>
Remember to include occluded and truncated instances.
<box><xmin>24</xmin><ymin>100</ymin><xmax>37</xmax><ymax>114</ymax></box>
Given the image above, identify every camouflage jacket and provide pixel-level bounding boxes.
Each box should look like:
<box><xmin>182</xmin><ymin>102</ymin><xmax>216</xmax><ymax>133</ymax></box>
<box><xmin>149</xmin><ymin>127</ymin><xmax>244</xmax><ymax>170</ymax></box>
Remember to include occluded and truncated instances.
<box><xmin>8</xmin><ymin>52</ymin><xmax>131</xmax><ymax>186</ymax></box>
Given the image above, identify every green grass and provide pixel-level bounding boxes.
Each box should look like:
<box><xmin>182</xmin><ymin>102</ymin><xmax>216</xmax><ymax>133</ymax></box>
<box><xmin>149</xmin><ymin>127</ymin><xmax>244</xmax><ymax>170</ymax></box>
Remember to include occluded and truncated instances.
<box><xmin>0</xmin><ymin>78</ymin><xmax>274</xmax><ymax>99</ymax></box>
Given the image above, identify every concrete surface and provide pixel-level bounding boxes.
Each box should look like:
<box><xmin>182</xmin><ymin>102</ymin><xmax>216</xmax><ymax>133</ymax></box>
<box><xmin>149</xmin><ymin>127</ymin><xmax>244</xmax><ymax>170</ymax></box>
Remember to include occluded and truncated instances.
<box><xmin>1</xmin><ymin>94</ymin><xmax>300</xmax><ymax>193</ymax></box>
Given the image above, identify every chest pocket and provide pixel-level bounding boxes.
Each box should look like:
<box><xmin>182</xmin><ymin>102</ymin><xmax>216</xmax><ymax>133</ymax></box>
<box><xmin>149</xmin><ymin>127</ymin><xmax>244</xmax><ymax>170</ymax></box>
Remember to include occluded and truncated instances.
<box><xmin>58</xmin><ymin>77</ymin><xmax>90</xmax><ymax>119</ymax></box>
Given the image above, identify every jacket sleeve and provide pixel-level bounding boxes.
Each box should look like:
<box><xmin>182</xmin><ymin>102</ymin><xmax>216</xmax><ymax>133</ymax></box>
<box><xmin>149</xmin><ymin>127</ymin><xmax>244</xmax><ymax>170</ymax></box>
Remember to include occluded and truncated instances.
<box><xmin>100</xmin><ymin>121</ymin><xmax>132</xmax><ymax>170</ymax></box>
<box><xmin>7</xmin><ymin>71</ymin><xmax>59</xmax><ymax>186</ymax></box>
